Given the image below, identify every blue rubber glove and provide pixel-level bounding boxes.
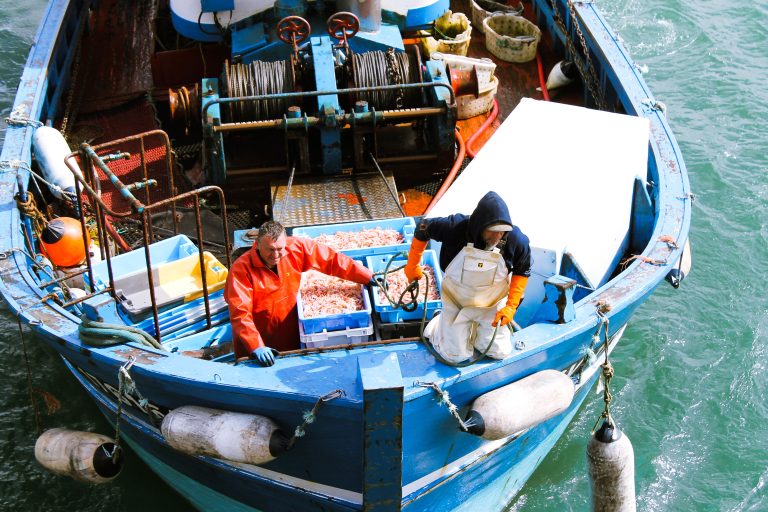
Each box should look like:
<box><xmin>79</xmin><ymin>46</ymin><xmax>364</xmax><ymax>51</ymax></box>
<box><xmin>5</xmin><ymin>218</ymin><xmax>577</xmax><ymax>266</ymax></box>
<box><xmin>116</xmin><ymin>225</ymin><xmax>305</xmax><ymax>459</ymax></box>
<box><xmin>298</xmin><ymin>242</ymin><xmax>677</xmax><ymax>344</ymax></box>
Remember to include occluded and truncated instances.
<box><xmin>251</xmin><ymin>347</ymin><xmax>278</xmax><ymax>367</ymax></box>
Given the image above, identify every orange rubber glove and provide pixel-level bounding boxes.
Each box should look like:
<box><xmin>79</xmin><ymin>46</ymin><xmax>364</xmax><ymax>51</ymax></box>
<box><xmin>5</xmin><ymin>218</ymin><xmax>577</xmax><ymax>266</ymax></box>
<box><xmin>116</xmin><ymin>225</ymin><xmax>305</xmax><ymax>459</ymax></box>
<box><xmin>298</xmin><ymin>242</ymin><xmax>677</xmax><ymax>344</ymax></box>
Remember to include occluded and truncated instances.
<box><xmin>493</xmin><ymin>275</ymin><xmax>529</xmax><ymax>327</ymax></box>
<box><xmin>404</xmin><ymin>238</ymin><xmax>428</xmax><ymax>282</ymax></box>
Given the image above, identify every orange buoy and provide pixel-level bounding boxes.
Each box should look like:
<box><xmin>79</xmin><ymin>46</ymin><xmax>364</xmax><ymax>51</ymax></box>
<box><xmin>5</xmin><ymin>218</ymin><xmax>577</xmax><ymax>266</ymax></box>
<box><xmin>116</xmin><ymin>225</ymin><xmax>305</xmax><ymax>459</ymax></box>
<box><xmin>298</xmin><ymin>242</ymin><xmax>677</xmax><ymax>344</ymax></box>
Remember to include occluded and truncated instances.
<box><xmin>40</xmin><ymin>217</ymin><xmax>87</xmax><ymax>267</ymax></box>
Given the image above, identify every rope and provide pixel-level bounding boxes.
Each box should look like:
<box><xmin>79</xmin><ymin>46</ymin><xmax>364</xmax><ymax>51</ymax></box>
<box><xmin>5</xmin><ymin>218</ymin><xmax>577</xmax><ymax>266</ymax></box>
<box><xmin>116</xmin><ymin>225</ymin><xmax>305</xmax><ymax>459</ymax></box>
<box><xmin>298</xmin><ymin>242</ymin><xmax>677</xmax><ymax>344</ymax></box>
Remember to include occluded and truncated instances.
<box><xmin>620</xmin><ymin>254</ymin><xmax>666</xmax><ymax>271</ymax></box>
<box><xmin>4</xmin><ymin>105</ymin><xmax>43</xmax><ymax>128</ymax></box>
<box><xmin>416</xmin><ymin>381</ymin><xmax>472</xmax><ymax>431</ymax></box>
<box><xmin>78</xmin><ymin>315</ymin><xmax>165</xmax><ymax>351</ymax></box>
<box><xmin>286</xmin><ymin>389</ymin><xmax>344</xmax><ymax>450</ymax></box>
<box><xmin>591</xmin><ymin>301</ymin><xmax>615</xmax><ymax>433</ymax></box>
<box><xmin>17</xmin><ymin>315</ymin><xmax>43</xmax><ymax>435</ymax></box>
<box><xmin>110</xmin><ymin>356</ymin><xmax>140</xmax><ymax>462</ymax></box>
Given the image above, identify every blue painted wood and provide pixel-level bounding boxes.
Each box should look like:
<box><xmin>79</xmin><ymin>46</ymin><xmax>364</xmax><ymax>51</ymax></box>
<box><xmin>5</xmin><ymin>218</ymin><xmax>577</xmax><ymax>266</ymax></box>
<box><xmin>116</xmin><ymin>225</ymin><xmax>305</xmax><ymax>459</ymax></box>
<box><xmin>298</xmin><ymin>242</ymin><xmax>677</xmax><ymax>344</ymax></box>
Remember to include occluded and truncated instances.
<box><xmin>359</xmin><ymin>353</ymin><xmax>404</xmax><ymax>510</ymax></box>
<box><xmin>310</xmin><ymin>36</ymin><xmax>342</xmax><ymax>175</ymax></box>
<box><xmin>630</xmin><ymin>176</ymin><xmax>655</xmax><ymax>254</ymax></box>
<box><xmin>531</xmin><ymin>275</ymin><xmax>577</xmax><ymax>324</ymax></box>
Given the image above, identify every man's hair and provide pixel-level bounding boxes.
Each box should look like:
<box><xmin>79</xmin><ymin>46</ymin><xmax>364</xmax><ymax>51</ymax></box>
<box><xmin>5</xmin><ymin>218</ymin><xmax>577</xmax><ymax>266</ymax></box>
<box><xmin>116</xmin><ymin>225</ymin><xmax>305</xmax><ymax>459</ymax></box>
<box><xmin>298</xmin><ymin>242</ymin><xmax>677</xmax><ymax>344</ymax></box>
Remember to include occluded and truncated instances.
<box><xmin>258</xmin><ymin>220</ymin><xmax>285</xmax><ymax>241</ymax></box>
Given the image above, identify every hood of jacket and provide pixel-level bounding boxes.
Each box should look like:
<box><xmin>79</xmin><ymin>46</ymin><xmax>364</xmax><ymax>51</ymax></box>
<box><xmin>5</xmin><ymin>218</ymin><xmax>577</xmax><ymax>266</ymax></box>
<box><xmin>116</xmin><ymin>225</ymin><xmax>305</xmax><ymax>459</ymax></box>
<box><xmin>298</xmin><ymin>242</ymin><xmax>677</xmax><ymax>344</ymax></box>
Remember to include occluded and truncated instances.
<box><xmin>467</xmin><ymin>191</ymin><xmax>513</xmax><ymax>246</ymax></box>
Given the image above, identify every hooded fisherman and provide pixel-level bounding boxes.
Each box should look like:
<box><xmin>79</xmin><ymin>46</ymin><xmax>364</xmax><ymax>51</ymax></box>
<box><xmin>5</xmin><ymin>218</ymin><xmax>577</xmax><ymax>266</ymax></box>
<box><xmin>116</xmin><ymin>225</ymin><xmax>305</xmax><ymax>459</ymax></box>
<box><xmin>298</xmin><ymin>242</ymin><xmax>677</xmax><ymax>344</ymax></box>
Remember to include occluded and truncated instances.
<box><xmin>405</xmin><ymin>191</ymin><xmax>531</xmax><ymax>363</ymax></box>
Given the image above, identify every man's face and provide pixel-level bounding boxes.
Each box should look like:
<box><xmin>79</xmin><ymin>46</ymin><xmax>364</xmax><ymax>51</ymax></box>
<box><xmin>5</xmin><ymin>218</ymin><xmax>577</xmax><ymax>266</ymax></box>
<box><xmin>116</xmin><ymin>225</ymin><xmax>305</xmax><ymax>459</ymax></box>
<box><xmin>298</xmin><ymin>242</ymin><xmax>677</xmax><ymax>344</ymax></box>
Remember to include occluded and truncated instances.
<box><xmin>257</xmin><ymin>233</ymin><xmax>287</xmax><ymax>268</ymax></box>
<box><xmin>482</xmin><ymin>229</ymin><xmax>505</xmax><ymax>249</ymax></box>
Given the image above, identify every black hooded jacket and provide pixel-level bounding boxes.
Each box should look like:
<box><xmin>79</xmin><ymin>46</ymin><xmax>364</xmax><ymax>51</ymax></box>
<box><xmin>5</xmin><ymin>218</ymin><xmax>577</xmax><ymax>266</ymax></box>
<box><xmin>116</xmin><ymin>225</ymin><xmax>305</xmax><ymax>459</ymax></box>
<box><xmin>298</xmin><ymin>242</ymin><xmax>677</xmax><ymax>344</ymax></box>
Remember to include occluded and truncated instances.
<box><xmin>415</xmin><ymin>191</ymin><xmax>531</xmax><ymax>276</ymax></box>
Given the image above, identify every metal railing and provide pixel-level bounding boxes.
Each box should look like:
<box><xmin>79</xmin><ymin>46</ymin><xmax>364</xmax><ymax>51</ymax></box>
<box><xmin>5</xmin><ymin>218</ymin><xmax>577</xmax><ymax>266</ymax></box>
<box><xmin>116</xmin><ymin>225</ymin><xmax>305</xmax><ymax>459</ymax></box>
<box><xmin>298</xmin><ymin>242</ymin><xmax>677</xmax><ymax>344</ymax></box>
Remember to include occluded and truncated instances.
<box><xmin>64</xmin><ymin>130</ymin><xmax>231</xmax><ymax>343</ymax></box>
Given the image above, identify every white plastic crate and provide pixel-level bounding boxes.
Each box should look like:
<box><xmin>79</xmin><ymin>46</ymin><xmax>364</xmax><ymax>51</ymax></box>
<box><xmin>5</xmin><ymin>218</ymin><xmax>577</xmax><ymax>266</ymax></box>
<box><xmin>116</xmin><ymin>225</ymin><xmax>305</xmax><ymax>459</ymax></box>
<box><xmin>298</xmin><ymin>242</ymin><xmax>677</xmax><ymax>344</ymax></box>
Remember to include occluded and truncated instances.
<box><xmin>299</xmin><ymin>320</ymin><xmax>374</xmax><ymax>349</ymax></box>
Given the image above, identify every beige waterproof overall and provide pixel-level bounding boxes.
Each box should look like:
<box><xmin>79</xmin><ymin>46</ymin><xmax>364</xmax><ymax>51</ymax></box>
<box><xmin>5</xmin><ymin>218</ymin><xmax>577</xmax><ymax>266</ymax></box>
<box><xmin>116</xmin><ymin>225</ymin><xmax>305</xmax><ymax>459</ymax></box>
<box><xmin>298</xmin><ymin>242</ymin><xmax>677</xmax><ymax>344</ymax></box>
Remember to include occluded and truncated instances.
<box><xmin>424</xmin><ymin>244</ymin><xmax>512</xmax><ymax>363</ymax></box>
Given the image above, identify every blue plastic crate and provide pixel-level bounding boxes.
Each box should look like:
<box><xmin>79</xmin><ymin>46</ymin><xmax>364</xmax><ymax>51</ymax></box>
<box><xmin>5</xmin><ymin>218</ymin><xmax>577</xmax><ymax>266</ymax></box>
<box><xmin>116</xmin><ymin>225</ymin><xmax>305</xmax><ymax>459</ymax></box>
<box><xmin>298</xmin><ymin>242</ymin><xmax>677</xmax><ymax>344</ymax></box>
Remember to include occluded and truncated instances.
<box><xmin>297</xmin><ymin>280</ymin><xmax>372</xmax><ymax>335</ymax></box>
<box><xmin>366</xmin><ymin>250</ymin><xmax>443</xmax><ymax>323</ymax></box>
<box><xmin>292</xmin><ymin>217</ymin><xmax>416</xmax><ymax>260</ymax></box>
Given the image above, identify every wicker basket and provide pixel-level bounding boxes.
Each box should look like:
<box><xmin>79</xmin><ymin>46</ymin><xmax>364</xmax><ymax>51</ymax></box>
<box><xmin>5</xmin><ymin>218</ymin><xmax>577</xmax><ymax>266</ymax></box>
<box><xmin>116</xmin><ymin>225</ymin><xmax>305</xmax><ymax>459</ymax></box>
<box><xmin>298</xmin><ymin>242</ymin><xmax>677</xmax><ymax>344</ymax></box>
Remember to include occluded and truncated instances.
<box><xmin>483</xmin><ymin>13</ymin><xmax>541</xmax><ymax>63</ymax></box>
<box><xmin>430</xmin><ymin>52</ymin><xmax>497</xmax><ymax>89</ymax></box>
<box><xmin>457</xmin><ymin>75</ymin><xmax>499</xmax><ymax>119</ymax></box>
<box><xmin>471</xmin><ymin>0</ymin><xmax>523</xmax><ymax>34</ymax></box>
<box><xmin>420</xmin><ymin>10</ymin><xmax>472</xmax><ymax>57</ymax></box>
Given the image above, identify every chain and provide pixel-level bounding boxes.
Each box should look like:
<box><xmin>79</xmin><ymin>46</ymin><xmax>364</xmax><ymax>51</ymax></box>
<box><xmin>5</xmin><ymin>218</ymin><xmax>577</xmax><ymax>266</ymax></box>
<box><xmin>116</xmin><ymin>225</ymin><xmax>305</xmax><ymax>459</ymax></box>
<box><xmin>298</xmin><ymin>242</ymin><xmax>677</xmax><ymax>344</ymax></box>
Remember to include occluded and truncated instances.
<box><xmin>547</xmin><ymin>0</ymin><xmax>606</xmax><ymax>110</ymax></box>
<box><xmin>566</xmin><ymin>0</ymin><xmax>606</xmax><ymax>110</ymax></box>
<box><xmin>385</xmin><ymin>48</ymin><xmax>405</xmax><ymax>109</ymax></box>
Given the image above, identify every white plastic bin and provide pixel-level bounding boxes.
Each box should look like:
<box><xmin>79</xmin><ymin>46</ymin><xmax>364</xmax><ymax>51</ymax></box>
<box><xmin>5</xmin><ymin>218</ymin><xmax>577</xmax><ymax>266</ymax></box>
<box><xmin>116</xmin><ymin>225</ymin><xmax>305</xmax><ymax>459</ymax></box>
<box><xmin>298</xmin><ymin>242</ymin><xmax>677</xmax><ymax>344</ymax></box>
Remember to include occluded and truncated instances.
<box><xmin>299</xmin><ymin>320</ymin><xmax>374</xmax><ymax>349</ymax></box>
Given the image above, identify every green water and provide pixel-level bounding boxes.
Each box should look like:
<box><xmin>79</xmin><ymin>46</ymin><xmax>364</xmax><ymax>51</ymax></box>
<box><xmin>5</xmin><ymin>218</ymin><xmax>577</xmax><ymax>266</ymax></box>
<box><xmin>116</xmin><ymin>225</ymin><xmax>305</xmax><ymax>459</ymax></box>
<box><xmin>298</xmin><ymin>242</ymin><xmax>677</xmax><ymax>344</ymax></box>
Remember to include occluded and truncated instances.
<box><xmin>2</xmin><ymin>1</ymin><xmax>767</xmax><ymax>510</ymax></box>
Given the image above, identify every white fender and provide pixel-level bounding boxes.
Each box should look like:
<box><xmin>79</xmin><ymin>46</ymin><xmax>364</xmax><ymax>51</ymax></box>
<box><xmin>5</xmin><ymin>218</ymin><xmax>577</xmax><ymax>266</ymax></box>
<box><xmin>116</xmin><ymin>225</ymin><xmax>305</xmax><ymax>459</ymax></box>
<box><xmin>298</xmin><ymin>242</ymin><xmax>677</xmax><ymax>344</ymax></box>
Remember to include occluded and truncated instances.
<box><xmin>34</xmin><ymin>428</ymin><xmax>123</xmax><ymax>483</ymax></box>
<box><xmin>32</xmin><ymin>126</ymin><xmax>81</xmax><ymax>199</ymax></box>
<box><xmin>161</xmin><ymin>405</ymin><xmax>288</xmax><ymax>465</ymax></box>
<box><xmin>587</xmin><ymin>420</ymin><xmax>636</xmax><ymax>511</ymax></box>
<box><xmin>537</xmin><ymin>60</ymin><xmax>577</xmax><ymax>92</ymax></box>
<box><xmin>465</xmin><ymin>369</ymin><xmax>574</xmax><ymax>440</ymax></box>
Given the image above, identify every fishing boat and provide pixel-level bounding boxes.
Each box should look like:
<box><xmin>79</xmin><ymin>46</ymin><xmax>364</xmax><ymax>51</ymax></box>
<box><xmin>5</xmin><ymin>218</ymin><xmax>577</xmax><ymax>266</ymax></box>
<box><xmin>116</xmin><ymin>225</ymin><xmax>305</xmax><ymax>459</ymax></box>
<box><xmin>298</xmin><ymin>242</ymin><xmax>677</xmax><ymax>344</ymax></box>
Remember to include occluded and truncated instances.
<box><xmin>0</xmin><ymin>0</ymin><xmax>691</xmax><ymax>509</ymax></box>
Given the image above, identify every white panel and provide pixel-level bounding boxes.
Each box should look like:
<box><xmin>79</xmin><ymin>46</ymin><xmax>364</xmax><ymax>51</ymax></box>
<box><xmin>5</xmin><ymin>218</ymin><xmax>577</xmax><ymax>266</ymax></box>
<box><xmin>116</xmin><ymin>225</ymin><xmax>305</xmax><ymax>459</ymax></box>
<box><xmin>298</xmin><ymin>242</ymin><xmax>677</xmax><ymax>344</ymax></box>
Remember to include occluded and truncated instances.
<box><xmin>429</xmin><ymin>99</ymin><xmax>649</xmax><ymax>288</ymax></box>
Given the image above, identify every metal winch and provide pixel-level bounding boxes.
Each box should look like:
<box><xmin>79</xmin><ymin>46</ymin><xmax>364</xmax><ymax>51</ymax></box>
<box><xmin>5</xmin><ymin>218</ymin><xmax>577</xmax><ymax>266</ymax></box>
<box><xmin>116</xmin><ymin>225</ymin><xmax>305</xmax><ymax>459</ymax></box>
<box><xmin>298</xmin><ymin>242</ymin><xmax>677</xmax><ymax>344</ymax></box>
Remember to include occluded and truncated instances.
<box><xmin>195</xmin><ymin>3</ymin><xmax>456</xmax><ymax>185</ymax></box>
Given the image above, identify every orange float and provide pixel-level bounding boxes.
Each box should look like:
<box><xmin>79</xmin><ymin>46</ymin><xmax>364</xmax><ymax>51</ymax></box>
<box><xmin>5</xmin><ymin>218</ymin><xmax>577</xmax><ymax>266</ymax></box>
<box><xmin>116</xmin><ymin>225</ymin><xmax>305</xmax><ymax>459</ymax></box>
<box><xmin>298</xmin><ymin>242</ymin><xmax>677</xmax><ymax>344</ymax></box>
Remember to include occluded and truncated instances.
<box><xmin>40</xmin><ymin>217</ymin><xmax>88</xmax><ymax>267</ymax></box>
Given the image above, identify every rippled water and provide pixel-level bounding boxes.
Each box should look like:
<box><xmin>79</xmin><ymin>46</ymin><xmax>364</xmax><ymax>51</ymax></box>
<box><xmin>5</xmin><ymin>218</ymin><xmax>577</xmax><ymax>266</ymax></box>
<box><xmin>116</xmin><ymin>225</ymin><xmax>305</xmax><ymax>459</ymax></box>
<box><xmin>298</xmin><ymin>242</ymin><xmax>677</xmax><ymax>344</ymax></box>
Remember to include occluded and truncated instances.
<box><xmin>2</xmin><ymin>1</ymin><xmax>767</xmax><ymax>510</ymax></box>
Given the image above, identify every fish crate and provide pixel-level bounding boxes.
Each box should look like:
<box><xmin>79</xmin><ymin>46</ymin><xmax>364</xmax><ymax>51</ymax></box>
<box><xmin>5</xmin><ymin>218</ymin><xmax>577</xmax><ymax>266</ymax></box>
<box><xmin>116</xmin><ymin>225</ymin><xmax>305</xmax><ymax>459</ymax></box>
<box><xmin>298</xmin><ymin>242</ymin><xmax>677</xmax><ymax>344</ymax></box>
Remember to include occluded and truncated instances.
<box><xmin>365</xmin><ymin>250</ymin><xmax>443</xmax><ymax>323</ymax></box>
<box><xmin>291</xmin><ymin>217</ymin><xmax>416</xmax><ymax>260</ymax></box>
<box><xmin>299</xmin><ymin>319</ymin><xmax>374</xmax><ymax>349</ymax></box>
<box><xmin>297</xmin><ymin>281</ymin><xmax>372</xmax><ymax>335</ymax></box>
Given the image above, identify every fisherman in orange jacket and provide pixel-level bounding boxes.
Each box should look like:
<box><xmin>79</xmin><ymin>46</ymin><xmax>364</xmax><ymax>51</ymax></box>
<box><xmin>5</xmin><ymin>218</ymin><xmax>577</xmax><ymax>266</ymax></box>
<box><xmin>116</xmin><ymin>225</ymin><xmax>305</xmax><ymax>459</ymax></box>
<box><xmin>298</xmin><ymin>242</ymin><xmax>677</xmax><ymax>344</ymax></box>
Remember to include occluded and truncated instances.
<box><xmin>225</xmin><ymin>220</ymin><xmax>376</xmax><ymax>366</ymax></box>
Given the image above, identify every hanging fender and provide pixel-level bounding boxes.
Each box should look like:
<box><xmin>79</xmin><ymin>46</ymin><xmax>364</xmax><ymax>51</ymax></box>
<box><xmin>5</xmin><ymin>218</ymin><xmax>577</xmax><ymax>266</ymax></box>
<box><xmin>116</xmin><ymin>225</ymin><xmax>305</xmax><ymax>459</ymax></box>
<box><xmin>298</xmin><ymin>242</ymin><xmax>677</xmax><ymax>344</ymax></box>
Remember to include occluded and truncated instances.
<box><xmin>666</xmin><ymin>238</ymin><xmax>692</xmax><ymax>288</ymax></box>
<box><xmin>34</xmin><ymin>428</ymin><xmax>123</xmax><ymax>483</ymax></box>
<box><xmin>161</xmin><ymin>405</ymin><xmax>289</xmax><ymax>465</ymax></box>
<box><xmin>587</xmin><ymin>419</ymin><xmax>636</xmax><ymax>511</ymax></box>
<box><xmin>465</xmin><ymin>369</ymin><xmax>574</xmax><ymax>440</ymax></box>
<box><xmin>32</xmin><ymin>126</ymin><xmax>82</xmax><ymax>199</ymax></box>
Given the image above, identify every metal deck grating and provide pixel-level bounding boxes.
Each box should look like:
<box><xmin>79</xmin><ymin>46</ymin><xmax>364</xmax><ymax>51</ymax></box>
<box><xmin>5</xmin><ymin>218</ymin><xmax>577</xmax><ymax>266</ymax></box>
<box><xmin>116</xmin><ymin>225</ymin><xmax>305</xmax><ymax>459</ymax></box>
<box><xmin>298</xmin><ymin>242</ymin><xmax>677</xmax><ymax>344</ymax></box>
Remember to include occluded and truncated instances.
<box><xmin>271</xmin><ymin>173</ymin><xmax>403</xmax><ymax>227</ymax></box>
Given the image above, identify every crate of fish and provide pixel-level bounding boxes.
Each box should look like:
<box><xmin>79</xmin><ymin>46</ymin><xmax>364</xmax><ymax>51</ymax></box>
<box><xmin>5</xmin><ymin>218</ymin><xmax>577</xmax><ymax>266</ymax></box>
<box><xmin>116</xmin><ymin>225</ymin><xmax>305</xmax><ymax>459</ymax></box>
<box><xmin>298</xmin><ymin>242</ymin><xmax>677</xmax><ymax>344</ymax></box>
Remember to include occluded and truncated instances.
<box><xmin>299</xmin><ymin>319</ymin><xmax>374</xmax><ymax>349</ymax></box>
<box><xmin>297</xmin><ymin>270</ymin><xmax>372</xmax><ymax>335</ymax></box>
<box><xmin>365</xmin><ymin>250</ymin><xmax>443</xmax><ymax>323</ymax></box>
<box><xmin>291</xmin><ymin>217</ymin><xmax>416</xmax><ymax>260</ymax></box>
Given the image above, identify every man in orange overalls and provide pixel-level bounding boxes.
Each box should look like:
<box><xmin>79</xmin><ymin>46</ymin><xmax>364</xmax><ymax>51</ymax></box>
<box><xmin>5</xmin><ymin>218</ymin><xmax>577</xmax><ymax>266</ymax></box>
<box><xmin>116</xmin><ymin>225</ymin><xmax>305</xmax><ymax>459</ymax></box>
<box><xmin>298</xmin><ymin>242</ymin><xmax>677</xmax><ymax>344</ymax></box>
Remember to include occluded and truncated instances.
<box><xmin>225</xmin><ymin>220</ymin><xmax>375</xmax><ymax>366</ymax></box>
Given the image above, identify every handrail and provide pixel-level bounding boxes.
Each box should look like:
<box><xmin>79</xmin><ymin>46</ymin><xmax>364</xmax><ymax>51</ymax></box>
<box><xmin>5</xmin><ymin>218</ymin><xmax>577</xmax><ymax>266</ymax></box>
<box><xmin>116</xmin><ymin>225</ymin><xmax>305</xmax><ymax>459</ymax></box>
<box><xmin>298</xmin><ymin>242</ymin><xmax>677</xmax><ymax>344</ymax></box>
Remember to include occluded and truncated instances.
<box><xmin>65</xmin><ymin>130</ymin><xmax>231</xmax><ymax>342</ymax></box>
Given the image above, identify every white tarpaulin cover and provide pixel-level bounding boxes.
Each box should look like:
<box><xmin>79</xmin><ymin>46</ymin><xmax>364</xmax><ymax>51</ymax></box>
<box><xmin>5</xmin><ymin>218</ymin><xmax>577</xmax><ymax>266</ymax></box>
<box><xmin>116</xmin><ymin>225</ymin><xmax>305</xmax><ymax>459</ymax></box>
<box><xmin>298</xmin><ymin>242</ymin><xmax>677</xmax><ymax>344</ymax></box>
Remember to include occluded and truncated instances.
<box><xmin>429</xmin><ymin>98</ymin><xmax>650</xmax><ymax>290</ymax></box>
